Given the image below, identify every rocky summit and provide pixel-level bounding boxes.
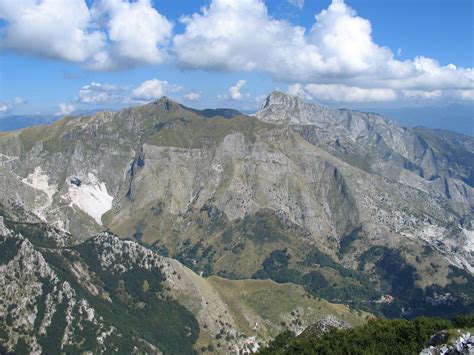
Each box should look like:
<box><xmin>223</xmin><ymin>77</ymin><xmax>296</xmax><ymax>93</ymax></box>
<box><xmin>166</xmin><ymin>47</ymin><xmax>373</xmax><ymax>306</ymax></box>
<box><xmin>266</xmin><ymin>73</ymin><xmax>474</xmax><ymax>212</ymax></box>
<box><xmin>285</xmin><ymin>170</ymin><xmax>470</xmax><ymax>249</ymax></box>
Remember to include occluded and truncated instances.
<box><xmin>0</xmin><ymin>93</ymin><xmax>473</xmax><ymax>353</ymax></box>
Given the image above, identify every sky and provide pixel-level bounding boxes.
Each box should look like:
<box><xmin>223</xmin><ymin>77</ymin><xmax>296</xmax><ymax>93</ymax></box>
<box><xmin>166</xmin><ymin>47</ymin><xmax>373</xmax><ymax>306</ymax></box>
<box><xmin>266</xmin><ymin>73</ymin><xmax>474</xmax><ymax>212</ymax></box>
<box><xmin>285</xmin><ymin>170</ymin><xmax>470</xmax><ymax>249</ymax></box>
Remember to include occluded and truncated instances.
<box><xmin>0</xmin><ymin>0</ymin><xmax>472</xmax><ymax>118</ymax></box>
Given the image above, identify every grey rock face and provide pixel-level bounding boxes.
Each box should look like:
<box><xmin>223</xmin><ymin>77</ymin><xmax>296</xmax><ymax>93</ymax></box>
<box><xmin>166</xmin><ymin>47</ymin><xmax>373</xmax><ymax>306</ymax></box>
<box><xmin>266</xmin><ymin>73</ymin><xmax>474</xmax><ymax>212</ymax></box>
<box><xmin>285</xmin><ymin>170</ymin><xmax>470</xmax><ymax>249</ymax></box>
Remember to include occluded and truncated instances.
<box><xmin>258</xmin><ymin>91</ymin><xmax>417</xmax><ymax>161</ymax></box>
<box><xmin>257</xmin><ymin>92</ymin><xmax>473</xmax><ymax>208</ymax></box>
<box><xmin>113</xmin><ymin>130</ymin><xmax>358</xmax><ymax>241</ymax></box>
<box><xmin>256</xmin><ymin>92</ymin><xmax>473</xmax><ymax>271</ymax></box>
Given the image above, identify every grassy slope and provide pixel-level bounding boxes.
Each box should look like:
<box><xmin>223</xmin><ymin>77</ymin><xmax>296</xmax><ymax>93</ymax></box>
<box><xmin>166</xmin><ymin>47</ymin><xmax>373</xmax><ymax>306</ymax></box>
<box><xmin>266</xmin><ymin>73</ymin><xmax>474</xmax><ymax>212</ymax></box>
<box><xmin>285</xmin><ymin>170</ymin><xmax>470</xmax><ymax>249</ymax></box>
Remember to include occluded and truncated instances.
<box><xmin>207</xmin><ymin>276</ymin><xmax>370</xmax><ymax>340</ymax></box>
<box><xmin>145</xmin><ymin>114</ymin><xmax>275</xmax><ymax>149</ymax></box>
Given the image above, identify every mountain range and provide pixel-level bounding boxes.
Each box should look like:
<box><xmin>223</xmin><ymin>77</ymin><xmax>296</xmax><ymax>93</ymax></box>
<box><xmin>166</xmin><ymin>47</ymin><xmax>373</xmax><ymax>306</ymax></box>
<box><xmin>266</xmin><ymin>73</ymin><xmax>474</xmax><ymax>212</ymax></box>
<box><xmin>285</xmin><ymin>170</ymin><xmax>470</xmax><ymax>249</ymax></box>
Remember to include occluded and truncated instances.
<box><xmin>361</xmin><ymin>104</ymin><xmax>473</xmax><ymax>137</ymax></box>
<box><xmin>0</xmin><ymin>92</ymin><xmax>472</xmax><ymax>353</ymax></box>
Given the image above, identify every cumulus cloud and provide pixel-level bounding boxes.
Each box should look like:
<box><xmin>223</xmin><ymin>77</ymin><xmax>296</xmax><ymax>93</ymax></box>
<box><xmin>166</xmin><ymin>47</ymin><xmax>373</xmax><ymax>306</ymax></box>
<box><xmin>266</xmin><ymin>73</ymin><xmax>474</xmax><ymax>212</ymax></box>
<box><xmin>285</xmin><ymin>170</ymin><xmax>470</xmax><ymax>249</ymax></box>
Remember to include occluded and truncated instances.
<box><xmin>453</xmin><ymin>90</ymin><xmax>474</xmax><ymax>101</ymax></box>
<box><xmin>304</xmin><ymin>84</ymin><xmax>397</xmax><ymax>103</ymax></box>
<box><xmin>0</xmin><ymin>0</ymin><xmax>172</xmax><ymax>70</ymax></box>
<box><xmin>1</xmin><ymin>0</ymin><xmax>472</xmax><ymax>104</ymax></box>
<box><xmin>130</xmin><ymin>79</ymin><xmax>181</xmax><ymax>102</ymax></box>
<box><xmin>90</xmin><ymin>0</ymin><xmax>173</xmax><ymax>70</ymax></box>
<box><xmin>0</xmin><ymin>97</ymin><xmax>26</xmax><ymax>114</ymax></box>
<box><xmin>73</xmin><ymin>79</ymin><xmax>183</xmax><ymax>106</ymax></box>
<box><xmin>290</xmin><ymin>83</ymin><xmax>474</xmax><ymax>104</ymax></box>
<box><xmin>182</xmin><ymin>91</ymin><xmax>201</xmax><ymax>101</ymax></box>
<box><xmin>173</xmin><ymin>0</ymin><xmax>286</xmax><ymax>72</ymax></box>
<box><xmin>56</xmin><ymin>103</ymin><xmax>76</xmax><ymax>116</ymax></box>
<box><xmin>218</xmin><ymin>83</ymin><xmax>265</xmax><ymax>110</ymax></box>
<box><xmin>288</xmin><ymin>84</ymin><xmax>312</xmax><ymax>100</ymax></box>
<box><xmin>229</xmin><ymin>80</ymin><xmax>247</xmax><ymax>100</ymax></box>
<box><xmin>402</xmin><ymin>90</ymin><xmax>442</xmax><ymax>100</ymax></box>
<box><xmin>173</xmin><ymin>0</ymin><xmax>388</xmax><ymax>76</ymax></box>
<box><xmin>77</xmin><ymin>82</ymin><xmax>124</xmax><ymax>104</ymax></box>
<box><xmin>173</xmin><ymin>0</ymin><xmax>473</xmax><ymax>102</ymax></box>
<box><xmin>0</xmin><ymin>0</ymin><xmax>104</xmax><ymax>62</ymax></box>
<box><xmin>12</xmin><ymin>97</ymin><xmax>26</xmax><ymax>105</ymax></box>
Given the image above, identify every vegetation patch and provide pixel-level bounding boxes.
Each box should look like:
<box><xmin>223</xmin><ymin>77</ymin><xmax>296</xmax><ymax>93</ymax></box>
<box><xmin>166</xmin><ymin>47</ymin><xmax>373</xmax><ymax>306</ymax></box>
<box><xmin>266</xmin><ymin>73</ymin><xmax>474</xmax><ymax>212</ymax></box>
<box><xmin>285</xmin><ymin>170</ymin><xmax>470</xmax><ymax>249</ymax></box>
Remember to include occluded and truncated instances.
<box><xmin>145</xmin><ymin>114</ymin><xmax>274</xmax><ymax>149</ymax></box>
<box><xmin>259</xmin><ymin>316</ymin><xmax>470</xmax><ymax>355</ymax></box>
<box><xmin>252</xmin><ymin>248</ymin><xmax>380</xmax><ymax>312</ymax></box>
<box><xmin>337</xmin><ymin>226</ymin><xmax>362</xmax><ymax>256</ymax></box>
<box><xmin>359</xmin><ymin>246</ymin><xmax>474</xmax><ymax>318</ymax></box>
<box><xmin>238</xmin><ymin>210</ymin><xmax>288</xmax><ymax>246</ymax></box>
<box><xmin>0</xmin><ymin>236</ymin><xmax>21</xmax><ymax>264</ymax></box>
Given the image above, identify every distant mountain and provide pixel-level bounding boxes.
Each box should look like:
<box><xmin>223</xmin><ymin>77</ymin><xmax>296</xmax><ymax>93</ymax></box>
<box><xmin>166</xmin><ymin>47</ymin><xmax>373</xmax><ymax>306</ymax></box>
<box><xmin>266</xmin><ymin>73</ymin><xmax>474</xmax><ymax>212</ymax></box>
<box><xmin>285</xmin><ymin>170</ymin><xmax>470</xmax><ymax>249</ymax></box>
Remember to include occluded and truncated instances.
<box><xmin>0</xmin><ymin>115</ymin><xmax>58</xmax><ymax>131</ymax></box>
<box><xmin>361</xmin><ymin>104</ymin><xmax>474</xmax><ymax>136</ymax></box>
<box><xmin>0</xmin><ymin>109</ymin><xmax>116</xmax><ymax>132</ymax></box>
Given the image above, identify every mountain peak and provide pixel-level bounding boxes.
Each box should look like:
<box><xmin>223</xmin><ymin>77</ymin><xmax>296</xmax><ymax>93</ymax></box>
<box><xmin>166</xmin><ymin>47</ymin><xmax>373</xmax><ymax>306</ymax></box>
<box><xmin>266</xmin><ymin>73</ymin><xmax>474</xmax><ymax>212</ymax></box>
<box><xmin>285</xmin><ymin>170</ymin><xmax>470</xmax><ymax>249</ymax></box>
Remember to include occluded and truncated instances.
<box><xmin>150</xmin><ymin>96</ymin><xmax>180</xmax><ymax>111</ymax></box>
<box><xmin>257</xmin><ymin>91</ymin><xmax>326</xmax><ymax>125</ymax></box>
<box><xmin>261</xmin><ymin>91</ymin><xmax>304</xmax><ymax>110</ymax></box>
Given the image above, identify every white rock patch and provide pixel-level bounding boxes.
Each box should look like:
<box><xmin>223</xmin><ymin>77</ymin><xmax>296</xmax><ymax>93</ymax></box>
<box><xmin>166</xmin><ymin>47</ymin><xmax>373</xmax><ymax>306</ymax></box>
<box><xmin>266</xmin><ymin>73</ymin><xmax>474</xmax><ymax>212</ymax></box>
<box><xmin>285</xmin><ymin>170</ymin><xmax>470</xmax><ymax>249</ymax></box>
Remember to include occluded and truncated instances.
<box><xmin>0</xmin><ymin>153</ymin><xmax>19</xmax><ymax>165</ymax></box>
<box><xmin>453</xmin><ymin>255</ymin><xmax>474</xmax><ymax>274</ymax></box>
<box><xmin>22</xmin><ymin>166</ymin><xmax>57</xmax><ymax>202</ymax></box>
<box><xmin>462</xmin><ymin>228</ymin><xmax>474</xmax><ymax>253</ymax></box>
<box><xmin>21</xmin><ymin>166</ymin><xmax>57</xmax><ymax>219</ymax></box>
<box><xmin>66</xmin><ymin>173</ymin><xmax>113</xmax><ymax>225</ymax></box>
<box><xmin>416</xmin><ymin>224</ymin><xmax>447</xmax><ymax>247</ymax></box>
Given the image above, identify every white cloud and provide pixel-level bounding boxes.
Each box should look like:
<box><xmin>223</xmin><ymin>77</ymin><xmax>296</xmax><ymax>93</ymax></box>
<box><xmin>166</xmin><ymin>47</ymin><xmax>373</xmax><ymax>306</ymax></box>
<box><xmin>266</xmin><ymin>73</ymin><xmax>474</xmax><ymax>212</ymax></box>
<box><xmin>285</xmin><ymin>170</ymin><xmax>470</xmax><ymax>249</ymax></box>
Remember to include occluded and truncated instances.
<box><xmin>288</xmin><ymin>84</ymin><xmax>312</xmax><ymax>100</ymax></box>
<box><xmin>0</xmin><ymin>0</ymin><xmax>173</xmax><ymax>70</ymax></box>
<box><xmin>172</xmin><ymin>0</ymin><xmax>390</xmax><ymax>79</ymax></box>
<box><xmin>173</xmin><ymin>0</ymin><xmax>290</xmax><ymax>72</ymax></box>
<box><xmin>287</xmin><ymin>0</ymin><xmax>304</xmax><ymax>9</ymax></box>
<box><xmin>182</xmin><ymin>91</ymin><xmax>201</xmax><ymax>101</ymax></box>
<box><xmin>0</xmin><ymin>0</ymin><xmax>472</xmax><ymax>104</ymax></box>
<box><xmin>74</xmin><ymin>79</ymin><xmax>184</xmax><ymax>105</ymax></box>
<box><xmin>90</xmin><ymin>0</ymin><xmax>173</xmax><ymax>70</ymax></box>
<box><xmin>56</xmin><ymin>103</ymin><xmax>76</xmax><ymax>116</ymax></box>
<box><xmin>402</xmin><ymin>90</ymin><xmax>442</xmax><ymax>100</ymax></box>
<box><xmin>13</xmin><ymin>97</ymin><xmax>26</xmax><ymax>105</ymax></box>
<box><xmin>303</xmin><ymin>84</ymin><xmax>397</xmax><ymax>103</ymax></box>
<box><xmin>77</xmin><ymin>82</ymin><xmax>124</xmax><ymax>104</ymax></box>
<box><xmin>229</xmin><ymin>80</ymin><xmax>247</xmax><ymax>100</ymax></box>
<box><xmin>452</xmin><ymin>89</ymin><xmax>474</xmax><ymax>101</ymax></box>
<box><xmin>218</xmin><ymin>86</ymin><xmax>266</xmax><ymax>111</ymax></box>
<box><xmin>130</xmin><ymin>79</ymin><xmax>181</xmax><ymax>102</ymax></box>
<box><xmin>0</xmin><ymin>97</ymin><xmax>27</xmax><ymax>114</ymax></box>
<box><xmin>291</xmin><ymin>84</ymin><xmax>474</xmax><ymax>104</ymax></box>
<box><xmin>174</xmin><ymin>0</ymin><xmax>382</xmax><ymax>76</ymax></box>
<box><xmin>173</xmin><ymin>0</ymin><xmax>473</xmax><ymax>101</ymax></box>
<box><xmin>0</xmin><ymin>0</ymin><xmax>104</xmax><ymax>63</ymax></box>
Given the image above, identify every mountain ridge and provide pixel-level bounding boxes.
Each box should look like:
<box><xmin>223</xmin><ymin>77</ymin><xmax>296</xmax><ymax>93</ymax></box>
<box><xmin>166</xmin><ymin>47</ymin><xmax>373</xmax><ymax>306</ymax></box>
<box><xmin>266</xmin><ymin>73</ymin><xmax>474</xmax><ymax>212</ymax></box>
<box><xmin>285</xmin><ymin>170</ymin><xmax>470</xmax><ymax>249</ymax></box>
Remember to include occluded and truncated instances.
<box><xmin>0</xmin><ymin>92</ymin><xmax>472</xmax><ymax>331</ymax></box>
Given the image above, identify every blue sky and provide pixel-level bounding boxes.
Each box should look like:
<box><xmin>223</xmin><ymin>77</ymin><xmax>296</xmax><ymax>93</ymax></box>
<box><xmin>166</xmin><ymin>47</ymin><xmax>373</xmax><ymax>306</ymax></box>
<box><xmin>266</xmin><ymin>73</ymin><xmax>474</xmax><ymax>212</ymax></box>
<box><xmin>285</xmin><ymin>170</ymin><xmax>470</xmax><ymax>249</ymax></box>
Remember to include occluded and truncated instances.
<box><xmin>0</xmin><ymin>0</ymin><xmax>472</xmax><ymax>117</ymax></box>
